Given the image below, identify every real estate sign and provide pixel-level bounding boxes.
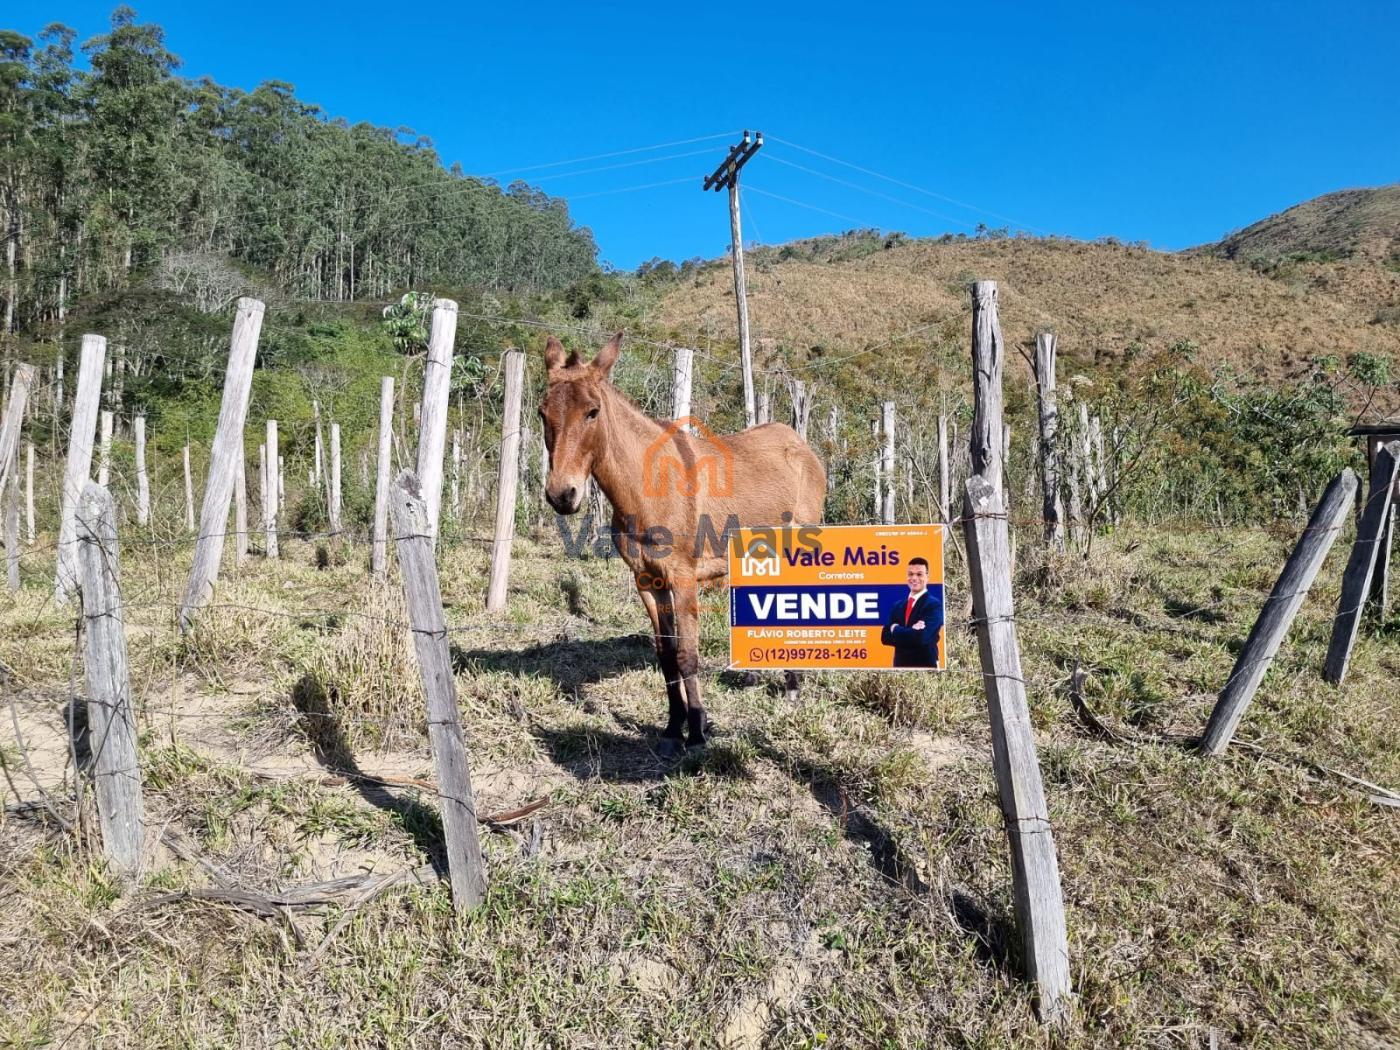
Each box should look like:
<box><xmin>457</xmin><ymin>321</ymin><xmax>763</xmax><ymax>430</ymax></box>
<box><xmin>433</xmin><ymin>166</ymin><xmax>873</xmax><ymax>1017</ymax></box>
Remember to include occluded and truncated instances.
<box><xmin>728</xmin><ymin>523</ymin><xmax>946</xmax><ymax>671</ymax></box>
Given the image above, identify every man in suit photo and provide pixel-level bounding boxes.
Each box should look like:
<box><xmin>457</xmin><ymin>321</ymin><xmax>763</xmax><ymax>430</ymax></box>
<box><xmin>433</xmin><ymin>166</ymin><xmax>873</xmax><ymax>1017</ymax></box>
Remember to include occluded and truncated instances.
<box><xmin>879</xmin><ymin>557</ymin><xmax>943</xmax><ymax>668</ymax></box>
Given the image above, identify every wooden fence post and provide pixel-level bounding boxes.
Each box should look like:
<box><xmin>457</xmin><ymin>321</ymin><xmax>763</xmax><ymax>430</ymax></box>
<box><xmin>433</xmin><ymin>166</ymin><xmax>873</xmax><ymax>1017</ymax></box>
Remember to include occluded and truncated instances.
<box><xmin>791</xmin><ymin>379</ymin><xmax>811</xmax><ymax>440</ymax></box>
<box><xmin>970</xmin><ymin>281</ymin><xmax>1005</xmax><ymax>493</ymax></box>
<box><xmin>182</xmin><ymin>445</ymin><xmax>195</xmax><ymax>532</ymax></box>
<box><xmin>758</xmin><ymin>388</ymin><xmax>772</xmax><ymax>426</ymax></box>
<box><xmin>179</xmin><ymin>297</ymin><xmax>264</xmax><ymax>630</ymax></box>
<box><xmin>1201</xmin><ymin>469</ymin><xmax>1358</xmax><ymax>754</ymax></box>
<box><xmin>55</xmin><ymin>335</ymin><xmax>106</xmax><ymax>604</ymax></box>
<box><xmin>134</xmin><ymin>416</ymin><xmax>149</xmax><ymax>527</ymax></box>
<box><xmin>1324</xmin><ymin>443</ymin><xmax>1400</xmax><ymax>685</ymax></box>
<box><xmin>450</xmin><ymin>431</ymin><xmax>461</xmax><ymax>519</ymax></box>
<box><xmin>234</xmin><ymin>452</ymin><xmax>249</xmax><ymax>566</ymax></box>
<box><xmin>881</xmin><ymin>401</ymin><xmax>896</xmax><ymax>524</ymax></box>
<box><xmin>0</xmin><ymin>362</ymin><xmax>35</xmax><ymax>497</ymax></box>
<box><xmin>329</xmin><ymin>422</ymin><xmax>342</xmax><ymax>536</ymax></box>
<box><xmin>4</xmin><ymin>445</ymin><xmax>17</xmax><ymax>590</ymax></box>
<box><xmin>962</xmin><ymin>474</ymin><xmax>1071</xmax><ymax>1019</ymax></box>
<box><xmin>1033</xmin><ymin>332</ymin><xmax>1066</xmax><ymax>552</ymax></box>
<box><xmin>672</xmin><ymin>346</ymin><xmax>694</xmax><ymax>426</ymax></box>
<box><xmin>97</xmin><ymin>410</ymin><xmax>113</xmax><ymax>487</ymax></box>
<box><xmin>372</xmin><ymin>377</ymin><xmax>394</xmax><ymax>574</ymax></box>
<box><xmin>76</xmin><ymin>481</ymin><xmax>146</xmax><ymax>877</ymax></box>
<box><xmin>265</xmin><ymin>420</ymin><xmax>279</xmax><ymax>559</ymax></box>
<box><xmin>871</xmin><ymin>418</ymin><xmax>883</xmax><ymax>523</ymax></box>
<box><xmin>938</xmin><ymin>412</ymin><xmax>950</xmax><ymax>525</ymax></box>
<box><xmin>417</xmin><ymin>298</ymin><xmax>457</xmax><ymax>542</ymax></box>
<box><xmin>487</xmin><ymin>348</ymin><xmax>525</xmax><ymax>612</ymax></box>
<box><xmin>312</xmin><ymin>400</ymin><xmax>325</xmax><ymax>490</ymax></box>
<box><xmin>389</xmin><ymin>471</ymin><xmax>486</xmax><ymax>911</ymax></box>
<box><xmin>25</xmin><ymin>442</ymin><xmax>35</xmax><ymax>544</ymax></box>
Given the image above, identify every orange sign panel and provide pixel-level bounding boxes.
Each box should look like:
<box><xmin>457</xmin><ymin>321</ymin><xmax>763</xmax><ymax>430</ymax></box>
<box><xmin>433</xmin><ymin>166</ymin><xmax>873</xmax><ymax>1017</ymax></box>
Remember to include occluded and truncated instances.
<box><xmin>728</xmin><ymin>523</ymin><xmax>946</xmax><ymax>671</ymax></box>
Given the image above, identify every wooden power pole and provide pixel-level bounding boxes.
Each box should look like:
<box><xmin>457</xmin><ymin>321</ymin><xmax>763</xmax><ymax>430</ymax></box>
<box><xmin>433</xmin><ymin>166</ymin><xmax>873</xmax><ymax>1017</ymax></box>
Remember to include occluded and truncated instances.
<box><xmin>703</xmin><ymin>130</ymin><xmax>763</xmax><ymax>428</ymax></box>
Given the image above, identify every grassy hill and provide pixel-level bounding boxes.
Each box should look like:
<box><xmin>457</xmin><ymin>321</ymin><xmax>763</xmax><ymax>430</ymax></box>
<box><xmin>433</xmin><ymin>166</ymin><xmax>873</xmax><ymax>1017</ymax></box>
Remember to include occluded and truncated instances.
<box><xmin>645</xmin><ymin>231</ymin><xmax>1400</xmax><ymax>385</ymax></box>
<box><xmin>1202</xmin><ymin>184</ymin><xmax>1400</xmax><ymax>264</ymax></box>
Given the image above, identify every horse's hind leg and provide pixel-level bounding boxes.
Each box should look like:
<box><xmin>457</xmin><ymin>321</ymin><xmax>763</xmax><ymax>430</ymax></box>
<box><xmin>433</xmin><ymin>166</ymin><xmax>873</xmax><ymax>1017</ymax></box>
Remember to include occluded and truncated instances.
<box><xmin>673</xmin><ymin>583</ymin><xmax>707</xmax><ymax>748</ymax></box>
<box><xmin>638</xmin><ymin>580</ymin><xmax>686</xmax><ymax>758</ymax></box>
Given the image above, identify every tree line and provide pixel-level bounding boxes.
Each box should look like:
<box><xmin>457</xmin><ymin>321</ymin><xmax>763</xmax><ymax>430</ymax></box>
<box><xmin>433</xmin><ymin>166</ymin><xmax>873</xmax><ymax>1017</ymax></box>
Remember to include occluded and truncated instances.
<box><xmin>0</xmin><ymin>7</ymin><xmax>599</xmax><ymax>338</ymax></box>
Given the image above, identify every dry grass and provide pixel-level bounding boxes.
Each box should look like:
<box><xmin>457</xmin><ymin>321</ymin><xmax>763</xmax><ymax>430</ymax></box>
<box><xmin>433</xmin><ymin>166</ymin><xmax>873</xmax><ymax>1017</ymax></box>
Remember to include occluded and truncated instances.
<box><xmin>649</xmin><ymin>237</ymin><xmax>1400</xmax><ymax>394</ymax></box>
<box><xmin>1</xmin><ymin>519</ymin><xmax>1398</xmax><ymax>1048</ymax></box>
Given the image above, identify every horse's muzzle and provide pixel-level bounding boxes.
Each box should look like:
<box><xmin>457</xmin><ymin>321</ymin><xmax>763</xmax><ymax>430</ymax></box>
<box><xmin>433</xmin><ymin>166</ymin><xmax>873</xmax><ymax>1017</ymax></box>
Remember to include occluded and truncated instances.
<box><xmin>546</xmin><ymin>485</ymin><xmax>582</xmax><ymax>514</ymax></box>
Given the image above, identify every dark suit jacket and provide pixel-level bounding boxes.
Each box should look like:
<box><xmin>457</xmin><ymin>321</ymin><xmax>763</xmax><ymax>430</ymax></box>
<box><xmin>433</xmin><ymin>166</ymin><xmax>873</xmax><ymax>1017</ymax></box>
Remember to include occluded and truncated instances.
<box><xmin>880</xmin><ymin>589</ymin><xmax>943</xmax><ymax>668</ymax></box>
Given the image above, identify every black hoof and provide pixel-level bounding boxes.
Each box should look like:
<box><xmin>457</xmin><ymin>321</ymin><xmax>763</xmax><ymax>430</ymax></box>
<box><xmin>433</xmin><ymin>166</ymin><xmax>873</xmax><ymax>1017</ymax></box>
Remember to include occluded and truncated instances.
<box><xmin>657</xmin><ymin>737</ymin><xmax>685</xmax><ymax>761</ymax></box>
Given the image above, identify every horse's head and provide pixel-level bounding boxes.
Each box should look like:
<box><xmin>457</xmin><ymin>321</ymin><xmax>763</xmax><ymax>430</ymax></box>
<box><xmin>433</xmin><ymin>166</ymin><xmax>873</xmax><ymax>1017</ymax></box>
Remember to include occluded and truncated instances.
<box><xmin>540</xmin><ymin>331</ymin><xmax>622</xmax><ymax>514</ymax></box>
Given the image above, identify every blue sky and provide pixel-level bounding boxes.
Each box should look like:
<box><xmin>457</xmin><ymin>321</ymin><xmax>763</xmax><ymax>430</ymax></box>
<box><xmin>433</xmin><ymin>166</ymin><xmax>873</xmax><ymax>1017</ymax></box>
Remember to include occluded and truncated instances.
<box><xmin>9</xmin><ymin>1</ymin><xmax>1399</xmax><ymax>269</ymax></box>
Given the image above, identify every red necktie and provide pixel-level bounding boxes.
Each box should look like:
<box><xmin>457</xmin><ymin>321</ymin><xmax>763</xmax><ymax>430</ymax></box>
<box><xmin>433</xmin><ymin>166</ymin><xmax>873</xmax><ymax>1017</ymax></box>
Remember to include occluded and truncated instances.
<box><xmin>905</xmin><ymin>596</ymin><xmax>915</xmax><ymax>625</ymax></box>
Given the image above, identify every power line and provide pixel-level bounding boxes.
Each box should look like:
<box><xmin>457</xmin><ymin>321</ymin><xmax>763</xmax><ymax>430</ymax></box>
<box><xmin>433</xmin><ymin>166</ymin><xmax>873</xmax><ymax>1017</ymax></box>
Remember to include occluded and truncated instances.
<box><xmin>767</xmin><ymin>134</ymin><xmax>1046</xmax><ymax>235</ymax></box>
<box><xmin>743</xmin><ymin>186</ymin><xmax>882</xmax><ymax>230</ymax></box>
<box><xmin>476</xmin><ymin>131</ymin><xmax>741</xmax><ymax>178</ymax></box>
<box><xmin>765</xmin><ymin>153</ymin><xmax>976</xmax><ymax>231</ymax></box>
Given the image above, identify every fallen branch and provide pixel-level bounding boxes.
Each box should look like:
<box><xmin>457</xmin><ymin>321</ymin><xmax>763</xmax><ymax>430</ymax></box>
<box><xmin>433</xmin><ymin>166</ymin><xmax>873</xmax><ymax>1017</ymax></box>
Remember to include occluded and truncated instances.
<box><xmin>1066</xmin><ymin>664</ymin><xmax>1400</xmax><ymax>809</ymax></box>
<box><xmin>1228</xmin><ymin>739</ymin><xmax>1400</xmax><ymax>809</ymax></box>
<box><xmin>142</xmin><ymin>863</ymin><xmax>440</xmax><ymax>918</ymax></box>
<box><xmin>1066</xmin><ymin>661</ymin><xmax>1120</xmax><ymax>741</ymax></box>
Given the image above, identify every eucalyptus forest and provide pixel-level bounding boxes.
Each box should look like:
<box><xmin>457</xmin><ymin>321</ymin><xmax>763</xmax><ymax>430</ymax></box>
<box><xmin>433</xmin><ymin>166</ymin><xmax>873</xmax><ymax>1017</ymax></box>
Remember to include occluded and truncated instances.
<box><xmin>0</xmin><ymin>7</ymin><xmax>599</xmax><ymax>339</ymax></box>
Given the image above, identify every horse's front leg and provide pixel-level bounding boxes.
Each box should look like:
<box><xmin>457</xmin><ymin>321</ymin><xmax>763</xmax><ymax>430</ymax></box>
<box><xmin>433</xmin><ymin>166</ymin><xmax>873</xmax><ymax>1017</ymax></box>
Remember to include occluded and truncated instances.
<box><xmin>673</xmin><ymin>580</ymin><xmax>707</xmax><ymax>748</ymax></box>
<box><xmin>638</xmin><ymin>579</ymin><xmax>687</xmax><ymax>758</ymax></box>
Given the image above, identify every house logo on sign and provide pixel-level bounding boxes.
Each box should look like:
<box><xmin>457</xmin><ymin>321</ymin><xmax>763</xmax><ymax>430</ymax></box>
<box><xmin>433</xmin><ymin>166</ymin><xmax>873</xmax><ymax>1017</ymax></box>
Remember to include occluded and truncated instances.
<box><xmin>739</xmin><ymin>537</ymin><xmax>780</xmax><ymax>578</ymax></box>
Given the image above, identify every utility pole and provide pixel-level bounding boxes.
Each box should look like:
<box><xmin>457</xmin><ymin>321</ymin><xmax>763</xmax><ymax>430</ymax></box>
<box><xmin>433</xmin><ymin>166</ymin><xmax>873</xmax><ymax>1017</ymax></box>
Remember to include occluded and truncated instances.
<box><xmin>703</xmin><ymin>130</ymin><xmax>763</xmax><ymax>428</ymax></box>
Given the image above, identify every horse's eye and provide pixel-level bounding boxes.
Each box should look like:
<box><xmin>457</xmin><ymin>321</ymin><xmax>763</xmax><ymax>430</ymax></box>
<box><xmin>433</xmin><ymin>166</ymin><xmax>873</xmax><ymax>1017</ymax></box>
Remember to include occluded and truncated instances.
<box><xmin>586</xmin><ymin>407</ymin><xmax>600</xmax><ymax>421</ymax></box>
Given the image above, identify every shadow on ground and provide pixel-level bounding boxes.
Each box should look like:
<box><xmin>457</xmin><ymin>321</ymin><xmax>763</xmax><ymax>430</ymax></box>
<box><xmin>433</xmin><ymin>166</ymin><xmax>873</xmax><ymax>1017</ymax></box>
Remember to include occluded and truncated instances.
<box><xmin>451</xmin><ymin>632</ymin><xmax>656</xmax><ymax>697</ymax></box>
<box><xmin>290</xmin><ymin>673</ymin><xmax>448</xmax><ymax>872</ymax></box>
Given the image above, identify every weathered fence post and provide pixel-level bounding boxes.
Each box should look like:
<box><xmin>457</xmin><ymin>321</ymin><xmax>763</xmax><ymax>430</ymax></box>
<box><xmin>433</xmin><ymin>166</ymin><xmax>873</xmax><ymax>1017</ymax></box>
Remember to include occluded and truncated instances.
<box><xmin>389</xmin><ymin>472</ymin><xmax>487</xmax><ymax>911</ymax></box>
<box><xmin>417</xmin><ymin>298</ymin><xmax>457</xmax><ymax>542</ymax></box>
<box><xmin>97</xmin><ymin>410</ymin><xmax>113</xmax><ymax>487</ymax></box>
<box><xmin>963</xmin><ymin>474</ymin><xmax>1071</xmax><ymax>1019</ymax></box>
<box><xmin>313</xmin><ymin>400</ymin><xmax>325</xmax><ymax>490</ymax></box>
<box><xmin>970</xmin><ymin>281</ymin><xmax>1005</xmax><ymax>493</ymax></box>
<box><xmin>25</xmin><ymin>442</ymin><xmax>35</xmax><ymax>544</ymax></box>
<box><xmin>134</xmin><ymin>416</ymin><xmax>150</xmax><ymax>527</ymax></box>
<box><xmin>76</xmin><ymin>482</ymin><xmax>146</xmax><ymax>877</ymax></box>
<box><xmin>672</xmin><ymin>346</ymin><xmax>694</xmax><ymax>426</ymax></box>
<box><xmin>4</xmin><ymin>445</ymin><xmax>17</xmax><ymax>590</ymax></box>
<box><xmin>329</xmin><ymin>422</ymin><xmax>342</xmax><ymax>536</ymax></box>
<box><xmin>871</xmin><ymin>418</ymin><xmax>883</xmax><ymax>523</ymax></box>
<box><xmin>0</xmin><ymin>362</ymin><xmax>35</xmax><ymax>497</ymax></box>
<box><xmin>938</xmin><ymin>412</ymin><xmax>950</xmax><ymax>525</ymax></box>
<box><xmin>881</xmin><ymin>402</ymin><xmax>896</xmax><ymax>524</ymax></box>
<box><xmin>55</xmin><ymin>335</ymin><xmax>106</xmax><ymax>604</ymax></box>
<box><xmin>1078</xmin><ymin>403</ymin><xmax>1100</xmax><ymax>519</ymax></box>
<box><xmin>791</xmin><ymin>379</ymin><xmax>811</xmax><ymax>440</ymax></box>
<box><xmin>758</xmin><ymin>388</ymin><xmax>772</xmax><ymax>426</ymax></box>
<box><xmin>1201</xmin><ymin>469</ymin><xmax>1358</xmax><ymax>754</ymax></box>
<box><xmin>1033</xmin><ymin>332</ymin><xmax>1066</xmax><ymax>552</ymax></box>
<box><xmin>234</xmin><ymin>453</ymin><xmax>249</xmax><ymax>566</ymax></box>
<box><xmin>487</xmin><ymin>348</ymin><xmax>525</xmax><ymax>612</ymax></box>
<box><xmin>182</xmin><ymin>445</ymin><xmax>195</xmax><ymax>532</ymax></box>
<box><xmin>450</xmin><ymin>430</ymin><xmax>461</xmax><ymax>519</ymax></box>
<box><xmin>1324</xmin><ymin>443</ymin><xmax>1400</xmax><ymax>685</ymax></box>
<box><xmin>265</xmin><ymin>420</ymin><xmax>280</xmax><ymax>559</ymax></box>
<box><xmin>178</xmin><ymin>297</ymin><xmax>264</xmax><ymax>630</ymax></box>
<box><xmin>372</xmin><ymin>377</ymin><xmax>394</xmax><ymax>574</ymax></box>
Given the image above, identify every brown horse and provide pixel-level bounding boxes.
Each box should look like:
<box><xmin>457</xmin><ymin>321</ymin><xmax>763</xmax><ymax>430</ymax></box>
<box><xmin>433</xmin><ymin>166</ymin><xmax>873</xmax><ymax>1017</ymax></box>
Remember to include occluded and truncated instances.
<box><xmin>540</xmin><ymin>333</ymin><xmax>826</xmax><ymax>758</ymax></box>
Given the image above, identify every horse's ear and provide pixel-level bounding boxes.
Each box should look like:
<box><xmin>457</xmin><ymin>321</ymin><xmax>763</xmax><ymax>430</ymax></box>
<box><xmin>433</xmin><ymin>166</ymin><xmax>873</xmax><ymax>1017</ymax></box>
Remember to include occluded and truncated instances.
<box><xmin>593</xmin><ymin>331</ymin><xmax>623</xmax><ymax>378</ymax></box>
<box><xmin>544</xmin><ymin>336</ymin><xmax>567</xmax><ymax>374</ymax></box>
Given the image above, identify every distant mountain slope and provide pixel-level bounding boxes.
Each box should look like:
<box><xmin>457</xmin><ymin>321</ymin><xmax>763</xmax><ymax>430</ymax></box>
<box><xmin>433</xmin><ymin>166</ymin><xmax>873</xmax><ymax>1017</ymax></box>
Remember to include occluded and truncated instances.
<box><xmin>648</xmin><ymin>235</ymin><xmax>1400</xmax><ymax>383</ymax></box>
<box><xmin>1203</xmin><ymin>185</ymin><xmax>1400</xmax><ymax>263</ymax></box>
